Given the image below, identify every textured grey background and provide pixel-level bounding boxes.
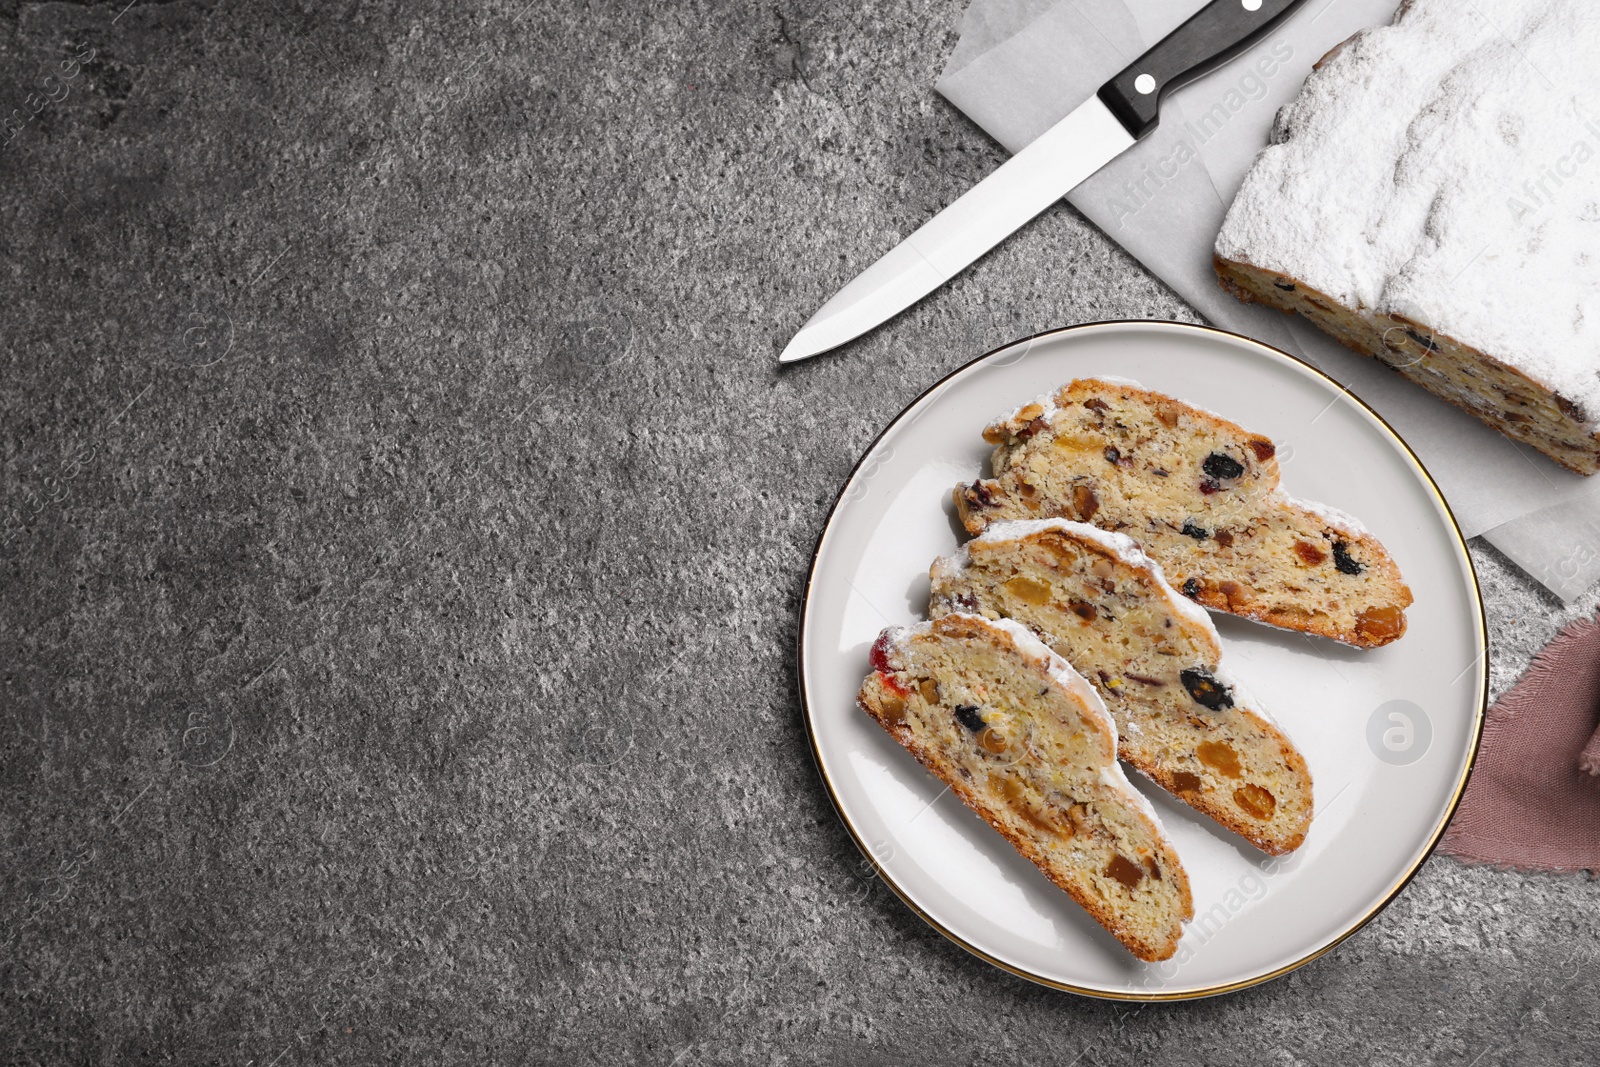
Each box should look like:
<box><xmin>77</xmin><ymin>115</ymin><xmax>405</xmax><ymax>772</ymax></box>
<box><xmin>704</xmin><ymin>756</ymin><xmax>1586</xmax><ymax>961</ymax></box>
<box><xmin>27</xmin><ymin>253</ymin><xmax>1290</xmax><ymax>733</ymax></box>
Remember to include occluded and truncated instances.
<box><xmin>2</xmin><ymin>0</ymin><xmax>1597</xmax><ymax>1063</ymax></box>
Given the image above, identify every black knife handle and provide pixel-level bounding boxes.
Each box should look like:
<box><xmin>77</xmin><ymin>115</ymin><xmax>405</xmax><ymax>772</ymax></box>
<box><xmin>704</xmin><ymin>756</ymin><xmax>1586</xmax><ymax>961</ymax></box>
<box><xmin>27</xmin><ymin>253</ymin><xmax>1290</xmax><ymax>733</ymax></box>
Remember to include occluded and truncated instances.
<box><xmin>1098</xmin><ymin>0</ymin><xmax>1307</xmax><ymax>139</ymax></box>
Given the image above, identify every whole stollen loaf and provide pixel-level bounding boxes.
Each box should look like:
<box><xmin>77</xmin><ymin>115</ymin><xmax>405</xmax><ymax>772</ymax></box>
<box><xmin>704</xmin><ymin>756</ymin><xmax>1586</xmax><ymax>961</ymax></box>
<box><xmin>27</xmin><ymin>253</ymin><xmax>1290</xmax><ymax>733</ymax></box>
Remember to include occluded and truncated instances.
<box><xmin>1214</xmin><ymin>0</ymin><xmax>1600</xmax><ymax>474</ymax></box>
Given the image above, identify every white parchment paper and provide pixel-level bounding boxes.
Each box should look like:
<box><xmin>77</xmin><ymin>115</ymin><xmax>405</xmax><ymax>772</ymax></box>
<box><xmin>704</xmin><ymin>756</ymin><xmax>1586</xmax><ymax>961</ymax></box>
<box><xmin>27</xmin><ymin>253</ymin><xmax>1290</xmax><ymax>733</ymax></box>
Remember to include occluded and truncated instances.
<box><xmin>935</xmin><ymin>0</ymin><xmax>1600</xmax><ymax>599</ymax></box>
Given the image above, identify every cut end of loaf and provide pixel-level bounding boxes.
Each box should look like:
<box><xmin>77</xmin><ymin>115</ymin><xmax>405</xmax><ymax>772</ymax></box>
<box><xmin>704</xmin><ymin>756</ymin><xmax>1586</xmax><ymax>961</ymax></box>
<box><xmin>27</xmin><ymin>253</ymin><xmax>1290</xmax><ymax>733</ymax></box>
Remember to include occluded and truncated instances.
<box><xmin>1215</xmin><ymin>254</ymin><xmax>1600</xmax><ymax>476</ymax></box>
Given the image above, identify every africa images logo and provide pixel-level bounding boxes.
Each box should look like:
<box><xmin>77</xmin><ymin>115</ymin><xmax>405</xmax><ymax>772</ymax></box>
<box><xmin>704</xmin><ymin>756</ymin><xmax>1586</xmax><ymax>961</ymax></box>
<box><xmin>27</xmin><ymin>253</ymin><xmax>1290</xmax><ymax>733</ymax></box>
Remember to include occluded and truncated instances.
<box><xmin>1366</xmin><ymin>699</ymin><xmax>1432</xmax><ymax>767</ymax></box>
<box><xmin>1506</xmin><ymin>110</ymin><xmax>1600</xmax><ymax>224</ymax></box>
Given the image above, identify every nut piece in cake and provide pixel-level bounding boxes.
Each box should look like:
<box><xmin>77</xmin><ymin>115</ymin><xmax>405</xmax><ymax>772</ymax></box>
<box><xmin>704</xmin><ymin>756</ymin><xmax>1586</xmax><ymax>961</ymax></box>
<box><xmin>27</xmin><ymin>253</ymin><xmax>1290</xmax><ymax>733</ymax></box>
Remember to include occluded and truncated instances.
<box><xmin>931</xmin><ymin>518</ymin><xmax>1313</xmax><ymax>855</ymax></box>
<box><xmin>952</xmin><ymin>377</ymin><xmax>1413</xmax><ymax>648</ymax></box>
<box><xmin>859</xmin><ymin>613</ymin><xmax>1193</xmax><ymax>961</ymax></box>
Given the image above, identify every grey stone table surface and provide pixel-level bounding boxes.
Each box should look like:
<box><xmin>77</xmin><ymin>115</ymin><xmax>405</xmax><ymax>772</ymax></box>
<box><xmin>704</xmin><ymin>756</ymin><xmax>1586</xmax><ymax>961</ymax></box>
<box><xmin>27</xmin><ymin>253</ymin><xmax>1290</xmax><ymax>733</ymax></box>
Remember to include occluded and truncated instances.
<box><xmin>2</xmin><ymin>0</ymin><xmax>1596</xmax><ymax>1063</ymax></box>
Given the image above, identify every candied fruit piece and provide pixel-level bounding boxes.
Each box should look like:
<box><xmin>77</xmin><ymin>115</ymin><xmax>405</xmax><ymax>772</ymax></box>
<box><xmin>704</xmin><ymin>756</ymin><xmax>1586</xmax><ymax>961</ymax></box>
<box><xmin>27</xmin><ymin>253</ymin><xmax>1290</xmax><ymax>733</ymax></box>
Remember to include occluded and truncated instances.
<box><xmin>1053</xmin><ymin>433</ymin><xmax>1101</xmax><ymax>454</ymax></box>
<box><xmin>1181</xmin><ymin>520</ymin><xmax>1208</xmax><ymax>540</ymax></box>
<box><xmin>1214</xmin><ymin>529</ymin><xmax>1234</xmax><ymax>548</ymax></box>
<box><xmin>1170</xmin><ymin>771</ymin><xmax>1203</xmax><ymax>793</ymax></box>
<box><xmin>999</xmin><ymin>778</ymin><xmax>1060</xmax><ymax>835</ymax></box>
<box><xmin>1072</xmin><ymin>484</ymin><xmax>1100</xmax><ymax>521</ymax></box>
<box><xmin>879</xmin><ymin>690</ymin><xmax>906</xmax><ymax>723</ymax></box>
<box><xmin>869</xmin><ymin>632</ymin><xmax>896</xmax><ymax>674</ymax></box>
<box><xmin>1106</xmin><ymin>854</ymin><xmax>1144</xmax><ymax>890</ymax></box>
<box><xmin>1332</xmin><ymin>540</ymin><xmax>1364</xmax><ymax>575</ymax></box>
<box><xmin>1196</xmin><ymin>740</ymin><xmax>1242</xmax><ymax>778</ymax></box>
<box><xmin>1234</xmin><ymin>784</ymin><xmax>1276</xmax><ymax>820</ymax></box>
<box><xmin>870</xmin><ymin>634</ymin><xmax>911</xmax><ymax>696</ymax></box>
<box><xmin>1004</xmin><ymin>576</ymin><xmax>1052</xmax><ymax>606</ymax></box>
<box><xmin>878</xmin><ymin>673</ymin><xmax>911</xmax><ymax>697</ymax></box>
<box><xmin>1248</xmin><ymin>438</ymin><xmax>1276</xmax><ymax>462</ymax></box>
<box><xmin>1068</xmin><ymin>600</ymin><xmax>1097</xmax><ymax>623</ymax></box>
<box><xmin>1181</xmin><ymin>578</ymin><xmax>1203</xmax><ymax>599</ymax></box>
<box><xmin>1355</xmin><ymin>605</ymin><xmax>1405</xmax><ymax>644</ymax></box>
<box><xmin>1294</xmin><ymin>540</ymin><xmax>1327</xmax><ymax>566</ymax></box>
<box><xmin>918</xmin><ymin>679</ymin><xmax>939</xmax><ymax>705</ymax></box>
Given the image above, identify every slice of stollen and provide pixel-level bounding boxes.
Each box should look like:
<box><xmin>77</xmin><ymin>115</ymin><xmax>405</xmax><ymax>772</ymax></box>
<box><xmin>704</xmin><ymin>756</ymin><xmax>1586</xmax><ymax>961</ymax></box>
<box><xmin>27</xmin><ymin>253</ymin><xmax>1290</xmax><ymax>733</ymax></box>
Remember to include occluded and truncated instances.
<box><xmin>952</xmin><ymin>376</ymin><xmax>1413</xmax><ymax>648</ymax></box>
<box><xmin>858</xmin><ymin>612</ymin><xmax>1193</xmax><ymax>962</ymax></box>
<box><xmin>930</xmin><ymin>519</ymin><xmax>1314</xmax><ymax>855</ymax></box>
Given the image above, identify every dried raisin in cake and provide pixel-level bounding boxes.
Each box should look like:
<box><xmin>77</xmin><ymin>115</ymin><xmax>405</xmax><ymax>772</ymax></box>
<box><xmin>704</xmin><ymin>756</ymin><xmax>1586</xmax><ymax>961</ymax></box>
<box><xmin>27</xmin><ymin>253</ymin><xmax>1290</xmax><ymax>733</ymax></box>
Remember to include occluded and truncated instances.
<box><xmin>953</xmin><ymin>377</ymin><xmax>1412</xmax><ymax>648</ymax></box>
<box><xmin>859</xmin><ymin>613</ymin><xmax>1193</xmax><ymax>961</ymax></box>
<box><xmin>1215</xmin><ymin>0</ymin><xmax>1600</xmax><ymax>473</ymax></box>
<box><xmin>931</xmin><ymin>519</ymin><xmax>1313</xmax><ymax>854</ymax></box>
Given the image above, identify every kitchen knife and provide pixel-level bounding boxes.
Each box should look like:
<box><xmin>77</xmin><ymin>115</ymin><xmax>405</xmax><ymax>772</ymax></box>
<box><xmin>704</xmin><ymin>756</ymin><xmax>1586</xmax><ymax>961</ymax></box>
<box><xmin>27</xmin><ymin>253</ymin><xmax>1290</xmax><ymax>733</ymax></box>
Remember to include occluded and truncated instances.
<box><xmin>779</xmin><ymin>0</ymin><xmax>1309</xmax><ymax>364</ymax></box>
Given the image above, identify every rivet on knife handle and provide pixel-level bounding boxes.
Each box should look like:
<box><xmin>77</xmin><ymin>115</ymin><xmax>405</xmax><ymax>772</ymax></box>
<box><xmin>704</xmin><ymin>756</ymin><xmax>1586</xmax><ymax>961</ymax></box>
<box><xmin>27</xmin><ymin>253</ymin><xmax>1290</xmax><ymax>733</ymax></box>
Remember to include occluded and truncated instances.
<box><xmin>1098</xmin><ymin>0</ymin><xmax>1307</xmax><ymax>140</ymax></box>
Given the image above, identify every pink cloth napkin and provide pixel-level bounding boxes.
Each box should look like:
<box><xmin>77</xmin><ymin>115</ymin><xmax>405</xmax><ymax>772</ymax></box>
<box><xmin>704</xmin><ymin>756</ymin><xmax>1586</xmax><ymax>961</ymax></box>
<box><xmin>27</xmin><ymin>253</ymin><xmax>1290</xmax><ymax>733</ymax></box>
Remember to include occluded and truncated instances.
<box><xmin>1440</xmin><ymin>615</ymin><xmax>1600</xmax><ymax>873</ymax></box>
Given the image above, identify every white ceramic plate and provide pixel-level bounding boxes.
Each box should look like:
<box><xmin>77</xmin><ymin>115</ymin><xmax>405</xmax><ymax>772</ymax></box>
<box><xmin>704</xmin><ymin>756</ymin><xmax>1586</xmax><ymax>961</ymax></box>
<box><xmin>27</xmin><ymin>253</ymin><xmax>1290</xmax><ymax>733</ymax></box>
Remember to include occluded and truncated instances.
<box><xmin>798</xmin><ymin>321</ymin><xmax>1486</xmax><ymax>999</ymax></box>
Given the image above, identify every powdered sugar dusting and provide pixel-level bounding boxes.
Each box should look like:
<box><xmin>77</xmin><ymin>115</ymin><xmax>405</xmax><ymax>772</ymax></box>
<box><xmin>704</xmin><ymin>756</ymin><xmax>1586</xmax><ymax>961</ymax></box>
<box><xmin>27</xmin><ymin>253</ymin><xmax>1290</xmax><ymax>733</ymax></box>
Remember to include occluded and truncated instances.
<box><xmin>1100</xmin><ymin>762</ymin><xmax>1164</xmax><ymax>829</ymax></box>
<box><xmin>872</xmin><ymin>621</ymin><xmax>929</xmax><ymax>669</ymax></box>
<box><xmin>989</xmin><ymin>378</ymin><xmax>1145</xmax><ymax>436</ymax></box>
<box><xmin>1282</xmin><ymin>491</ymin><xmax>1370</xmax><ymax>538</ymax></box>
<box><xmin>938</xmin><ymin>521</ymin><xmax>1287</xmax><ymax>734</ymax></box>
<box><xmin>990</xmin><ymin>377</ymin><xmax>1244</xmax><ymax>442</ymax></box>
<box><xmin>982</xmin><ymin>617</ymin><xmax>1170</xmax><ymax>829</ymax></box>
<box><xmin>1210</xmin><ymin>661</ymin><xmax>1282</xmax><ymax>732</ymax></box>
<box><xmin>974</xmin><ymin>517</ymin><xmax>1152</xmax><ymax>569</ymax></box>
<box><xmin>968</xmin><ymin>518</ymin><xmax>1219</xmax><ymax>640</ymax></box>
<box><xmin>990</xmin><ymin>389</ymin><xmax>1061</xmax><ymax>433</ymax></box>
<box><xmin>1085</xmin><ymin>376</ymin><xmax>1236</xmax><ymax>429</ymax></box>
<box><xmin>887</xmin><ymin>613</ymin><xmax>1112</xmax><ymax>737</ymax></box>
<box><xmin>937</xmin><ymin>615</ymin><xmax>1171</xmax><ymax>832</ymax></box>
<box><xmin>1216</xmin><ymin>0</ymin><xmax>1600</xmax><ymax>418</ymax></box>
<box><xmin>984</xmin><ymin>615</ymin><xmax>1112</xmax><ymax>734</ymax></box>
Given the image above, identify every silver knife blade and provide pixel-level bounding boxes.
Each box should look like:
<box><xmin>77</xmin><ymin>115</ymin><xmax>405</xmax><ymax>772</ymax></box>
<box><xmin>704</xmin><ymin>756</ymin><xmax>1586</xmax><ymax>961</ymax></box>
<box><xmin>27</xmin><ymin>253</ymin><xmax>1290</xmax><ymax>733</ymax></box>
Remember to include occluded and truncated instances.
<box><xmin>778</xmin><ymin>96</ymin><xmax>1134</xmax><ymax>364</ymax></box>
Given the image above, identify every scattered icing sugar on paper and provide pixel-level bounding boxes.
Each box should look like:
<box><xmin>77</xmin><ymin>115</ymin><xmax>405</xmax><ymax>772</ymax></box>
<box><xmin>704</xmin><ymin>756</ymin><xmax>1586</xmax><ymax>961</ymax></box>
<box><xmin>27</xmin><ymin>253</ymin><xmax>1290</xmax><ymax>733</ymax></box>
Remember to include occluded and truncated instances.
<box><xmin>935</xmin><ymin>0</ymin><xmax>1600</xmax><ymax>599</ymax></box>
